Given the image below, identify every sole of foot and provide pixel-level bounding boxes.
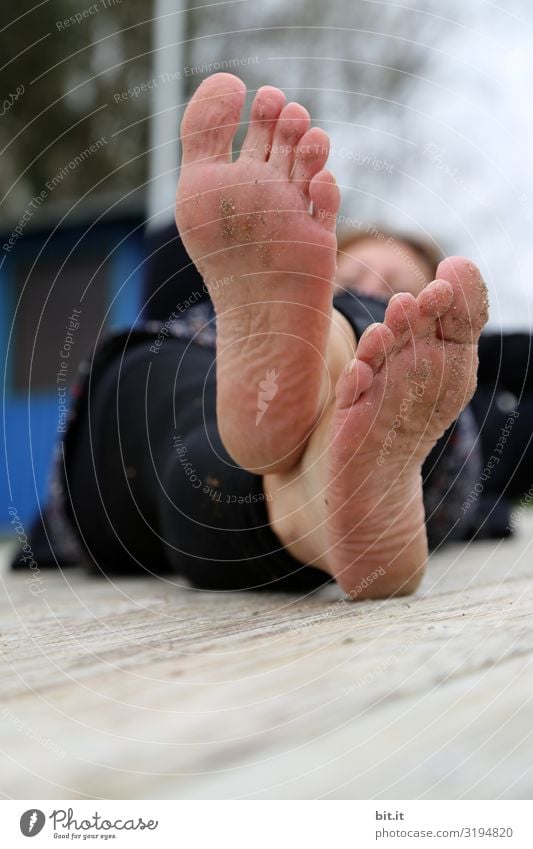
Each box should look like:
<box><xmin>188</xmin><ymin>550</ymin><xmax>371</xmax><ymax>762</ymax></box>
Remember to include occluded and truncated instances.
<box><xmin>176</xmin><ymin>73</ymin><xmax>340</xmax><ymax>474</ymax></box>
<box><xmin>269</xmin><ymin>257</ymin><xmax>489</xmax><ymax>600</ymax></box>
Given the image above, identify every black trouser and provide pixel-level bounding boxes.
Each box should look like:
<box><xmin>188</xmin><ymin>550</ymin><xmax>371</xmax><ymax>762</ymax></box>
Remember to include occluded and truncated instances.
<box><xmin>473</xmin><ymin>333</ymin><xmax>533</xmax><ymax>501</ymax></box>
<box><xmin>65</xmin><ymin>335</ymin><xmax>331</xmax><ymax>591</ymax></box>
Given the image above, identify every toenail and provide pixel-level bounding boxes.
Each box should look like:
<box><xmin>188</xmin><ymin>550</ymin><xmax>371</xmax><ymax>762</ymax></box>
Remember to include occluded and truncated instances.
<box><xmin>345</xmin><ymin>357</ymin><xmax>358</xmax><ymax>374</ymax></box>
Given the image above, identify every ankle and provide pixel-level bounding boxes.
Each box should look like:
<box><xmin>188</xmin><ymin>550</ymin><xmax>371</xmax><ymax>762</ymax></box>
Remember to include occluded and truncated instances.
<box><xmin>264</xmin><ymin>468</ymin><xmax>330</xmax><ymax>569</ymax></box>
<box><xmin>319</xmin><ymin>310</ymin><xmax>357</xmax><ymax>409</ymax></box>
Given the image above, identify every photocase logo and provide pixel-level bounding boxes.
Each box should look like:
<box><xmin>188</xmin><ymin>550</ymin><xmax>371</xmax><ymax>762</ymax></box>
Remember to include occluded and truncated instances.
<box><xmin>256</xmin><ymin>368</ymin><xmax>279</xmax><ymax>425</ymax></box>
<box><xmin>20</xmin><ymin>809</ymin><xmax>46</xmax><ymax>837</ymax></box>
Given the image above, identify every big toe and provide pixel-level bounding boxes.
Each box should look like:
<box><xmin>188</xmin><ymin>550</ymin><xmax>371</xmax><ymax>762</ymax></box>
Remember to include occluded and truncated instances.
<box><xmin>436</xmin><ymin>256</ymin><xmax>489</xmax><ymax>344</ymax></box>
<box><xmin>180</xmin><ymin>73</ymin><xmax>246</xmax><ymax>165</ymax></box>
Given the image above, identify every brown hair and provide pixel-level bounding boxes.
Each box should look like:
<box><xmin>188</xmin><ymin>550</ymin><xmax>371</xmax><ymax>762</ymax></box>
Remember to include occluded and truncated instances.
<box><xmin>337</xmin><ymin>227</ymin><xmax>443</xmax><ymax>280</ymax></box>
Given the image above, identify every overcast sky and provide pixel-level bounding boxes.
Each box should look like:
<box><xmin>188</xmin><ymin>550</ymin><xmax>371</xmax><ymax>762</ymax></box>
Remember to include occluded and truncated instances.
<box><xmin>324</xmin><ymin>1</ymin><xmax>533</xmax><ymax>329</ymax></box>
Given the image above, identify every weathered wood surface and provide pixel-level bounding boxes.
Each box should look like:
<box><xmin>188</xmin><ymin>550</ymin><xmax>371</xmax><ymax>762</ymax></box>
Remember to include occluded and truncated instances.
<box><xmin>1</xmin><ymin>516</ymin><xmax>532</xmax><ymax>800</ymax></box>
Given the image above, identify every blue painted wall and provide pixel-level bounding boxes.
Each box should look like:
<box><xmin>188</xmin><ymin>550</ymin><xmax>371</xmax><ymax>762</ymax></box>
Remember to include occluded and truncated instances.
<box><xmin>0</xmin><ymin>216</ymin><xmax>145</xmax><ymax>530</ymax></box>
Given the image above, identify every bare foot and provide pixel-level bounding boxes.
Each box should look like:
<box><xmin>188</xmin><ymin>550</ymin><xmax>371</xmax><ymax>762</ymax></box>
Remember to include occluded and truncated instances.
<box><xmin>176</xmin><ymin>73</ymin><xmax>340</xmax><ymax>474</ymax></box>
<box><xmin>268</xmin><ymin>257</ymin><xmax>489</xmax><ymax>599</ymax></box>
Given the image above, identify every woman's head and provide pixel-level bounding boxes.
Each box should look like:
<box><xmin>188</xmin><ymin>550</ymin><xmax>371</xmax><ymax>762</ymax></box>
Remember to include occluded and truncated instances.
<box><xmin>335</xmin><ymin>228</ymin><xmax>443</xmax><ymax>300</ymax></box>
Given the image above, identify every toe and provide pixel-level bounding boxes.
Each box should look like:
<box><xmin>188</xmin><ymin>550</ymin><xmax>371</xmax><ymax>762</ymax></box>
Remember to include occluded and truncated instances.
<box><xmin>310</xmin><ymin>170</ymin><xmax>340</xmax><ymax>232</ymax></box>
<box><xmin>435</xmin><ymin>256</ymin><xmax>489</xmax><ymax>343</ymax></box>
<box><xmin>417</xmin><ymin>279</ymin><xmax>454</xmax><ymax>319</ymax></box>
<box><xmin>336</xmin><ymin>358</ymin><xmax>374</xmax><ymax>409</ymax></box>
<box><xmin>268</xmin><ymin>102</ymin><xmax>310</xmax><ymax>174</ymax></box>
<box><xmin>292</xmin><ymin>127</ymin><xmax>330</xmax><ymax>193</ymax></box>
<box><xmin>240</xmin><ymin>86</ymin><xmax>286</xmax><ymax>161</ymax></box>
<box><xmin>355</xmin><ymin>322</ymin><xmax>396</xmax><ymax>372</ymax></box>
<box><xmin>384</xmin><ymin>292</ymin><xmax>419</xmax><ymax>338</ymax></box>
<box><xmin>180</xmin><ymin>73</ymin><xmax>246</xmax><ymax>166</ymax></box>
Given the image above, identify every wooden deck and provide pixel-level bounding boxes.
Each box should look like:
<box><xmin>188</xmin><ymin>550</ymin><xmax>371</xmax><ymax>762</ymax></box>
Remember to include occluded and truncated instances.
<box><xmin>1</xmin><ymin>516</ymin><xmax>532</xmax><ymax>800</ymax></box>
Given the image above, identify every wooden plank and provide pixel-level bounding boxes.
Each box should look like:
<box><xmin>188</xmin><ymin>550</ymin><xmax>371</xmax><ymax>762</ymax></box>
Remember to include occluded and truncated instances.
<box><xmin>1</xmin><ymin>515</ymin><xmax>532</xmax><ymax>799</ymax></box>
